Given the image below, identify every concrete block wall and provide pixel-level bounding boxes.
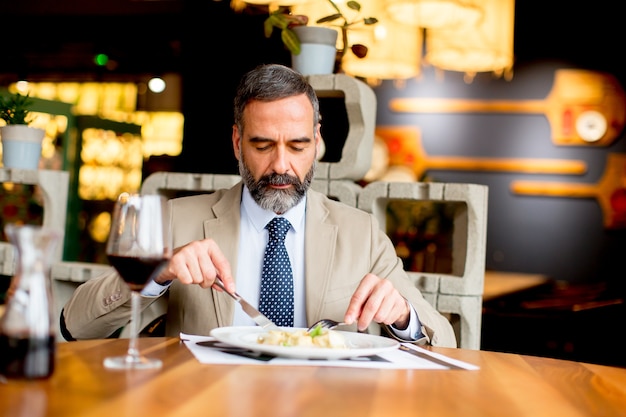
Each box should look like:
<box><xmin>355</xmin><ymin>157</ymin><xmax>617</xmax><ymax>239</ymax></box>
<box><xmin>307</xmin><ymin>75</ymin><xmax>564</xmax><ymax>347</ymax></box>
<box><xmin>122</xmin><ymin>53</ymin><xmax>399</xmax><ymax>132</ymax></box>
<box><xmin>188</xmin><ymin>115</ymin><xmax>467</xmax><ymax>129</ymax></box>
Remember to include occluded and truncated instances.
<box><xmin>141</xmin><ymin>171</ymin><xmax>241</xmax><ymax>196</ymax></box>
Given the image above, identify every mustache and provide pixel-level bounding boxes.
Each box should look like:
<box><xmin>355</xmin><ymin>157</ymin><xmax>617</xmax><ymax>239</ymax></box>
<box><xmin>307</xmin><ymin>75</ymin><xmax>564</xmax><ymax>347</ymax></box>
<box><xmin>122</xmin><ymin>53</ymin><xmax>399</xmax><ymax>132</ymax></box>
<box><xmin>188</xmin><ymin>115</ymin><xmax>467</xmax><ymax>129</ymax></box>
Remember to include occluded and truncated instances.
<box><xmin>257</xmin><ymin>173</ymin><xmax>300</xmax><ymax>187</ymax></box>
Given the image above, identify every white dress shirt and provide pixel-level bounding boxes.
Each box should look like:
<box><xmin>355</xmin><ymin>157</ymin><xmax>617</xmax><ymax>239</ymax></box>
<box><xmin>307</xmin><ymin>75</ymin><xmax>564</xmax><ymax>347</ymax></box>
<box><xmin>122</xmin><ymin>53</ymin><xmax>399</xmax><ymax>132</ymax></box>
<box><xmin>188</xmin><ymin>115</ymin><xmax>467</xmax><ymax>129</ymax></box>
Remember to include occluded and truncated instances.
<box><xmin>234</xmin><ymin>186</ymin><xmax>306</xmax><ymax>327</ymax></box>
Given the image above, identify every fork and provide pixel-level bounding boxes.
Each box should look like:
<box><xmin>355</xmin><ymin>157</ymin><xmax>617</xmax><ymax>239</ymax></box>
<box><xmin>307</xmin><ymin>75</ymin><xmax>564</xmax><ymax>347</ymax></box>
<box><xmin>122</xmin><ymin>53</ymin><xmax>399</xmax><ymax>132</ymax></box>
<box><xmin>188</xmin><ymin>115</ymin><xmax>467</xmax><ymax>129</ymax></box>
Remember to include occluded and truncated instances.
<box><xmin>307</xmin><ymin>319</ymin><xmax>346</xmax><ymax>332</ymax></box>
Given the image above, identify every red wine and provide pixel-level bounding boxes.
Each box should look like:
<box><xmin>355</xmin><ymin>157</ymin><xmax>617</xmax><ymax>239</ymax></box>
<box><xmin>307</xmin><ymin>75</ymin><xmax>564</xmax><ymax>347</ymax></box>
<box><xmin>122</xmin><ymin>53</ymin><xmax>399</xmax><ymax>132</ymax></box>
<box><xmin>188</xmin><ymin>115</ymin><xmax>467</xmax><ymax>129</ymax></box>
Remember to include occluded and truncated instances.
<box><xmin>108</xmin><ymin>255</ymin><xmax>168</xmax><ymax>291</ymax></box>
<box><xmin>0</xmin><ymin>333</ymin><xmax>55</xmax><ymax>379</ymax></box>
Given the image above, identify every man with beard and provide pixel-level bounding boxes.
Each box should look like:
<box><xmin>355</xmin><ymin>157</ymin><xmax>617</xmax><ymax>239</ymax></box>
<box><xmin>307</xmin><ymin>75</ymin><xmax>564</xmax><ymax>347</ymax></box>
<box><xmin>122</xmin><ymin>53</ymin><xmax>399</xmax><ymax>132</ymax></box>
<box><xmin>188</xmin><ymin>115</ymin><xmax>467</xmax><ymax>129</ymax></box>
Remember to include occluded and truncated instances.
<box><xmin>61</xmin><ymin>64</ymin><xmax>457</xmax><ymax>348</ymax></box>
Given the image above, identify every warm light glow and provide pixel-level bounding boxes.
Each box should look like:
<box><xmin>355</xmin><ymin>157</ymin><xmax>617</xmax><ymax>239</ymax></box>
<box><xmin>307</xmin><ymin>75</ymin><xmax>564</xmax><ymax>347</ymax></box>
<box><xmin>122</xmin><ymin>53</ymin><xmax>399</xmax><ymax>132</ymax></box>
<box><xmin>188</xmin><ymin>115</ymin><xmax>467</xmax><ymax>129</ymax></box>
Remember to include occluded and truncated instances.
<box><xmin>15</xmin><ymin>80</ymin><xmax>30</xmax><ymax>94</ymax></box>
<box><xmin>384</xmin><ymin>0</ymin><xmax>482</xmax><ymax>29</ymax></box>
<box><xmin>148</xmin><ymin>77</ymin><xmax>166</xmax><ymax>93</ymax></box>
<box><xmin>79</xmin><ymin>128</ymin><xmax>143</xmax><ymax>200</ymax></box>
<box><xmin>425</xmin><ymin>0</ymin><xmax>514</xmax><ymax>80</ymax></box>
<box><xmin>342</xmin><ymin>19</ymin><xmax>422</xmax><ymax>82</ymax></box>
<box><xmin>11</xmin><ymin>81</ymin><xmax>185</xmax><ymax>200</ymax></box>
<box><xmin>136</xmin><ymin>111</ymin><xmax>184</xmax><ymax>157</ymax></box>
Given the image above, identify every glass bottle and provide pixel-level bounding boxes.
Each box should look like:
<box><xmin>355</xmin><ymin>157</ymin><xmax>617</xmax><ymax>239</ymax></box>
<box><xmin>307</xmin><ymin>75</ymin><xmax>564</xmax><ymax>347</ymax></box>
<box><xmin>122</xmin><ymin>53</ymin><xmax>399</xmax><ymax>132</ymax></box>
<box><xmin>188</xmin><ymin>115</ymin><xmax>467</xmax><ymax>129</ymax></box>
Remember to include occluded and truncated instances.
<box><xmin>0</xmin><ymin>224</ymin><xmax>60</xmax><ymax>379</ymax></box>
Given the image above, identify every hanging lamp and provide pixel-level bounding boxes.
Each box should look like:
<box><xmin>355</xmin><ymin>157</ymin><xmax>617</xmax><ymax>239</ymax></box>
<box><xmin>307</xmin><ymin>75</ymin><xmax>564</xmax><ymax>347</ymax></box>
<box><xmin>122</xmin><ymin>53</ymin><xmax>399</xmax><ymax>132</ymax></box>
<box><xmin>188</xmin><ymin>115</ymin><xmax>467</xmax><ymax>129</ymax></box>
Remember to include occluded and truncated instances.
<box><xmin>424</xmin><ymin>0</ymin><xmax>515</xmax><ymax>81</ymax></box>
<box><xmin>384</xmin><ymin>0</ymin><xmax>482</xmax><ymax>29</ymax></box>
<box><xmin>341</xmin><ymin>19</ymin><xmax>422</xmax><ymax>83</ymax></box>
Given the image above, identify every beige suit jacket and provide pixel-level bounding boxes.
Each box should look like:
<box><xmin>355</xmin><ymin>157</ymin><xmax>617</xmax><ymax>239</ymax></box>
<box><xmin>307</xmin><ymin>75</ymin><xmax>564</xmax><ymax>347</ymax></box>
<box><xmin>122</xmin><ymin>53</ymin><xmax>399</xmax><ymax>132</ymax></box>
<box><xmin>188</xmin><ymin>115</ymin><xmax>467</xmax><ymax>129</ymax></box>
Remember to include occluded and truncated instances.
<box><xmin>63</xmin><ymin>182</ymin><xmax>457</xmax><ymax>347</ymax></box>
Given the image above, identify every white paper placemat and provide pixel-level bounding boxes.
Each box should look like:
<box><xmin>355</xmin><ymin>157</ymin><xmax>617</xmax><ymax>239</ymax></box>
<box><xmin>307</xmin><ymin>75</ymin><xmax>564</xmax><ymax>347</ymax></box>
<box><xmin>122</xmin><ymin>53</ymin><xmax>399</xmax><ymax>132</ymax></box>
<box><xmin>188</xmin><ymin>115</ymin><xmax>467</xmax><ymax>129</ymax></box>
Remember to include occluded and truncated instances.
<box><xmin>180</xmin><ymin>332</ymin><xmax>479</xmax><ymax>370</ymax></box>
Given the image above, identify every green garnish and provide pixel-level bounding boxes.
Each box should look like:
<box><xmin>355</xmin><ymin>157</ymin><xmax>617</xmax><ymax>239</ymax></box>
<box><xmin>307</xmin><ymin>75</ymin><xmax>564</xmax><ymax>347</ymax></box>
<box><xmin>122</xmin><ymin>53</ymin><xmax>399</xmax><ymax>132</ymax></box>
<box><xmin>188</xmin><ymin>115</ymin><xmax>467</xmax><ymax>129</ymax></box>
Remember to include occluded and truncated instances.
<box><xmin>308</xmin><ymin>324</ymin><xmax>324</xmax><ymax>338</ymax></box>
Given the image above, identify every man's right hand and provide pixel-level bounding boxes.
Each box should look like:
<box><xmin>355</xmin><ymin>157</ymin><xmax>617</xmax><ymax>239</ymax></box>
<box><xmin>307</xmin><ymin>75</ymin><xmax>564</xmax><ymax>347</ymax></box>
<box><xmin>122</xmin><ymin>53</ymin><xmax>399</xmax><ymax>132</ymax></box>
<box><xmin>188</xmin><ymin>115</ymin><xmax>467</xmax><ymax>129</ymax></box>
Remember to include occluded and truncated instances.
<box><xmin>156</xmin><ymin>238</ymin><xmax>235</xmax><ymax>293</ymax></box>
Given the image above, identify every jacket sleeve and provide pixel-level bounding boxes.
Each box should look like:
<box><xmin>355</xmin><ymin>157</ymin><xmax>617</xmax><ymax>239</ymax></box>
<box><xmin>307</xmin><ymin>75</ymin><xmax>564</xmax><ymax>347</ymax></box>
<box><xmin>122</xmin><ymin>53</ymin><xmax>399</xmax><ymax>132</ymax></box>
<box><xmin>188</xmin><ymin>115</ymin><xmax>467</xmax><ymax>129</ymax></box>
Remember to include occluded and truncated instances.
<box><xmin>61</xmin><ymin>268</ymin><xmax>161</xmax><ymax>340</ymax></box>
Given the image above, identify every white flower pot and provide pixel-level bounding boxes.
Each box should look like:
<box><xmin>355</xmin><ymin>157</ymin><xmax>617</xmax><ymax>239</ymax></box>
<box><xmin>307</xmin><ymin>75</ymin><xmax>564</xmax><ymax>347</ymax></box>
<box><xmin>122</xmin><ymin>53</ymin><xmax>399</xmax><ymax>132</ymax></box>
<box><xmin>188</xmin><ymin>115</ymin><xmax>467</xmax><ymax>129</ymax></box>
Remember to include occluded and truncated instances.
<box><xmin>291</xmin><ymin>26</ymin><xmax>338</xmax><ymax>75</ymax></box>
<box><xmin>1</xmin><ymin>125</ymin><xmax>46</xmax><ymax>170</ymax></box>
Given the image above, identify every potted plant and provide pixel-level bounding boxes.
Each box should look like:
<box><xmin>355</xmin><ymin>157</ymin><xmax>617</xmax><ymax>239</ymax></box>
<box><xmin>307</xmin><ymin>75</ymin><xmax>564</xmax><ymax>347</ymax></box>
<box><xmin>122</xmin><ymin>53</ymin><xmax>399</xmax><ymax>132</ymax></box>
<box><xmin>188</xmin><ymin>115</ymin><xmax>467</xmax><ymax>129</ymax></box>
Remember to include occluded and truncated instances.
<box><xmin>264</xmin><ymin>1</ymin><xmax>378</xmax><ymax>74</ymax></box>
<box><xmin>0</xmin><ymin>91</ymin><xmax>45</xmax><ymax>170</ymax></box>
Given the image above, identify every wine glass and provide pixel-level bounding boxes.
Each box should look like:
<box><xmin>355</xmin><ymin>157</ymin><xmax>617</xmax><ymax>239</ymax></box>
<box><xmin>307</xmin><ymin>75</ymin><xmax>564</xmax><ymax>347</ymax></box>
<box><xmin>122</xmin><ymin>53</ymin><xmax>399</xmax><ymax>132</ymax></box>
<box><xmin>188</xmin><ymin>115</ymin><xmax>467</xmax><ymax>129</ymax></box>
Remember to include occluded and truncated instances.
<box><xmin>103</xmin><ymin>192</ymin><xmax>172</xmax><ymax>370</ymax></box>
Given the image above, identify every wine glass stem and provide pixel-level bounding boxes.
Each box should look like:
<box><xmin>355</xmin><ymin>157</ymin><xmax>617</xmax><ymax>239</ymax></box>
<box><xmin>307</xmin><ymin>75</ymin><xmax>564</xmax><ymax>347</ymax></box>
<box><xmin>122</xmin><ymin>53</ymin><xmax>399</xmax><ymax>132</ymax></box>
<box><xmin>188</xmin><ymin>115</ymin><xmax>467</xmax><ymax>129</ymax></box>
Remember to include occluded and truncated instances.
<box><xmin>127</xmin><ymin>291</ymin><xmax>142</xmax><ymax>360</ymax></box>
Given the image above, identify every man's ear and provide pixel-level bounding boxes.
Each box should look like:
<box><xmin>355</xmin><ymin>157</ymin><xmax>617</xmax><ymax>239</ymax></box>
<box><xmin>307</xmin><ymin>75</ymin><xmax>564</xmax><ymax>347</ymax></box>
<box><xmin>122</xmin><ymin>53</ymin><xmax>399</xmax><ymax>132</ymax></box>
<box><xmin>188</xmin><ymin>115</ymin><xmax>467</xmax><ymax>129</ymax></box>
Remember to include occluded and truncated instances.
<box><xmin>232</xmin><ymin>124</ymin><xmax>241</xmax><ymax>160</ymax></box>
<box><xmin>315</xmin><ymin>124</ymin><xmax>324</xmax><ymax>160</ymax></box>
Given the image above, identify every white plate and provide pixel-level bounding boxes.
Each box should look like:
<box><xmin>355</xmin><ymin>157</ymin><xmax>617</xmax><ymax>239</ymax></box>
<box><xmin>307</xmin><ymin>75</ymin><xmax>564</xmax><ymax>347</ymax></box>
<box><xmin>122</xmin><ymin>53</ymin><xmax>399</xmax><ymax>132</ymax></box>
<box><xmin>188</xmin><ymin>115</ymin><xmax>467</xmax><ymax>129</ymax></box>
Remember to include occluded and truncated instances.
<box><xmin>209</xmin><ymin>326</ymin><xmax>400</xmax><ymax>360</ymax></box>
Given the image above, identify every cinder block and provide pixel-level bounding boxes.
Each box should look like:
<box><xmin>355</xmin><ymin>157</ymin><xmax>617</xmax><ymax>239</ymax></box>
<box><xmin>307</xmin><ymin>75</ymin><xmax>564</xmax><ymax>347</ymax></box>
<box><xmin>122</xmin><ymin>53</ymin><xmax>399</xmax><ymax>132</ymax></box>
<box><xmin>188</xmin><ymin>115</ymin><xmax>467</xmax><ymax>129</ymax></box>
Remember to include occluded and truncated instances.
<box><xmin>359</xmin><ymin>181</ymin><xmax>488</xmax><ymax>297</ymax></box>
<box><xmin>213</xmin><ymin>174</ymin><xmax>242</xmax><ymax>190</ymax></box>
<box><xmin>0</xmin><ymin>168</ymin><xmax>69</xmax><ymax>265</ymax></box>
<box><xmin>52</xmin><ymin>261</ymin><xmax>112</xmax><ymax>283</ymax></box>
<box><xmin>0</xmin><ymin>243</ymin><xmax>15</xmax><ymax>276</ymax></box>
<box><xmin>307</xmin><ymin>74</ymin><xmax>376</xmax><ymax>181</ymax></box>
<box><xmin>417</xmin><ymin>290</ymin><xmax>438</xmax><ymax>308</ymax></box>
<box><xmin>407</xmin><ymin>271</ymin><xmax>440</xmax><ymax>294</ymax></box>
<box><xmin>437</xmin><ymin>294</ymin><xmax>483</xmax><ymax>350</ymax></box>
<box><xmin>438</xmin><ymin>183</ymin><xmax>488</xmax><ymax>296</ymax></box>
<box><xmin>0</xmin><ymin>168</ymin><xmax>39</xmax><ymax>183</ymax></box>
<box><xmin>389</xmin><ymin>181</ymin><xmax>445</xmax><ymax>200</ymax></box>
<box><xmin>141</xmin><ymin>172</ymin><xmax>241</xmax><ymax>195</ymax></box>
<box><xmin>357</xmin><ymin>181</ymin><xmax>387</xmax><ymax>215</ymax></box>
<box><xmin>312</xmin><ymin>179</ymin><xmax>362</xmax><ymax>207</ymax></box>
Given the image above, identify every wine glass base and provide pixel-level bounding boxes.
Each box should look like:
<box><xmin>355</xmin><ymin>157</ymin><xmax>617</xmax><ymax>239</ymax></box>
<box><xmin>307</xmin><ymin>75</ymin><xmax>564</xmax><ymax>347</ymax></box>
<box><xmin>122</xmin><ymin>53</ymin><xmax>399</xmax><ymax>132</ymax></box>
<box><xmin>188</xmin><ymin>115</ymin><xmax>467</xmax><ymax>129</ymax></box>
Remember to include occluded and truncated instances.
<box><xmin>103</xmin><ymin>355</ymin><xmax>162</xmax><ymax>370</ymax></box>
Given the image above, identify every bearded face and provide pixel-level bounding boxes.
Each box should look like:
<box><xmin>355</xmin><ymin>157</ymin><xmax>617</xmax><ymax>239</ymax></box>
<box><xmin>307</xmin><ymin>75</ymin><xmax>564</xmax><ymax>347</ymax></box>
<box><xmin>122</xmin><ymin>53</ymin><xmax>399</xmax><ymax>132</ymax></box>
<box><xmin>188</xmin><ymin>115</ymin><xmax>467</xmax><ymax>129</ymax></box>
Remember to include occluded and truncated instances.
<box><xmin>239</xmin><ymin>152</ymin><xmax>315</xmax><ymax>214</ymax></box>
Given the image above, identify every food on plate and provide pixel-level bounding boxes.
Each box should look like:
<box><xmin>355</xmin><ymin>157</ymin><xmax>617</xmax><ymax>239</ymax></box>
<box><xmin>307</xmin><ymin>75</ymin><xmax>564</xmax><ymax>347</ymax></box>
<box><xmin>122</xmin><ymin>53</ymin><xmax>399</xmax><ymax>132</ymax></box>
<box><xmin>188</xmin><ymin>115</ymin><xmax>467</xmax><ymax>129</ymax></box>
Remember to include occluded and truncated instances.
<box><xmin>257</xmin><ymin>325</ymin><xmax>347</xmax><ymax>348</ymax></box>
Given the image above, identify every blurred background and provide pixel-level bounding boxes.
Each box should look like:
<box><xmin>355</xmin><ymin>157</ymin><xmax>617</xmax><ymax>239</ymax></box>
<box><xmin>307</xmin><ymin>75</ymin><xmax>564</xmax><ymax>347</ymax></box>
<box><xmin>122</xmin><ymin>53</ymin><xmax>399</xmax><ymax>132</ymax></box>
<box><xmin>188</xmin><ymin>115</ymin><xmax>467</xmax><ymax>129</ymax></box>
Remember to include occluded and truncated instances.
<box><xmin>0</xmin><ymin>0</ymin><xmax>624</xmax><ymax>366</ymax></box>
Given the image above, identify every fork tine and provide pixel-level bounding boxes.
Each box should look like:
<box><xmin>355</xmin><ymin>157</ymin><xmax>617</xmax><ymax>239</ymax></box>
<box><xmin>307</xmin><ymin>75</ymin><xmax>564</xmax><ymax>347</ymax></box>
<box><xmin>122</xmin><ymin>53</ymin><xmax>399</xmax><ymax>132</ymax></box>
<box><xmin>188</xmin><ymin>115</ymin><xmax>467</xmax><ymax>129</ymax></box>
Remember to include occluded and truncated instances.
<box><xmin>325</xmin><ymin>319</ymin><xmax>342</xmax><ymax>329</ymax></box>
<box><xmin>308</xmin><ymin>319</ymin><xmax>344</xmax><ymax>332</ymax></box>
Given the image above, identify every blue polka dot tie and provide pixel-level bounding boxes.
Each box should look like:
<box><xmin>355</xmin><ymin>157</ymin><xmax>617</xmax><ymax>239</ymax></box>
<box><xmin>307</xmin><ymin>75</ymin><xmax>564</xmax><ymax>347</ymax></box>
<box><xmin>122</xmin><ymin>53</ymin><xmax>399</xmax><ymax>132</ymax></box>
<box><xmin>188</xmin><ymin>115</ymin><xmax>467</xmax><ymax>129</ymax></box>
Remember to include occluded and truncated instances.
<box><xmin>259</xmin><ymin>217</ymin><xmax>294</xmax><ymax>327</ymax></box>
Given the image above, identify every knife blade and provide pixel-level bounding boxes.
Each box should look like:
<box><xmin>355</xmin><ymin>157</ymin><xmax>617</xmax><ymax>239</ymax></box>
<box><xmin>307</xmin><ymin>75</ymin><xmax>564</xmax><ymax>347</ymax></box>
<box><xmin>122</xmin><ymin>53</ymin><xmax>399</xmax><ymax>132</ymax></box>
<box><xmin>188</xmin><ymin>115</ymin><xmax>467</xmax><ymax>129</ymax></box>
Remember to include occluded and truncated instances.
<box><xmin>214</xmin><ymin>278</ymin><xmax>279</xmax><ymax>330</ymax></box>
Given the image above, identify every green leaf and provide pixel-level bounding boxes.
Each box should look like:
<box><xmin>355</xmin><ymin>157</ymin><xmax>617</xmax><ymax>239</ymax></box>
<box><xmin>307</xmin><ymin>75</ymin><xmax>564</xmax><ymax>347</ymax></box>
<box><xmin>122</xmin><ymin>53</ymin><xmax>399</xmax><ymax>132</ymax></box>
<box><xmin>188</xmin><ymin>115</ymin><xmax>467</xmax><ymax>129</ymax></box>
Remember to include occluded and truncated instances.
<box><xmin>316</xmin><ymin>13</ymin><xmax>342</xmax><ymax>24</ymax></box>
<box><xmin>364</xmin><ymin>17</ymin><xmax>378</xmax><ymax>25</ymax></box>
<box><xmin>0</xmin><ymin>92</ymin><xmax>33</xmax><ymax>125</ymax></box>
<box><xmin>281</xmin><ymin>28</ymin><xmax>301</xmax><ymax>55</ymax></box>
<box><xmin>347</xmin><ymin>1</ymin><xmax>361</xmax><ymax>12</ymax></box>
<box><xmin>269</xmin><ymin>13</ymin><xmax>289</xmax><ymax>30</ymax></box>
<box><xmin>263</xmin><ymin>19</ymin><xmax>273</xmax><ymax>38</ymax></box>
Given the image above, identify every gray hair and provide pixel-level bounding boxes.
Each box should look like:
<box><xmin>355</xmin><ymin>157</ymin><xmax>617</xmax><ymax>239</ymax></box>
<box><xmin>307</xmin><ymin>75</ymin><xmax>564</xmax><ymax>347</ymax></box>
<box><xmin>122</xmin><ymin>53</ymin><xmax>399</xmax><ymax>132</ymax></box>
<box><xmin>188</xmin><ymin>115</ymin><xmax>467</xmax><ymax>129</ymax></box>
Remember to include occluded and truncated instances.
<box><xmin>233</xmin><ymin>64</ymin><xmax>320</xmax><ymax>134</ymax></box>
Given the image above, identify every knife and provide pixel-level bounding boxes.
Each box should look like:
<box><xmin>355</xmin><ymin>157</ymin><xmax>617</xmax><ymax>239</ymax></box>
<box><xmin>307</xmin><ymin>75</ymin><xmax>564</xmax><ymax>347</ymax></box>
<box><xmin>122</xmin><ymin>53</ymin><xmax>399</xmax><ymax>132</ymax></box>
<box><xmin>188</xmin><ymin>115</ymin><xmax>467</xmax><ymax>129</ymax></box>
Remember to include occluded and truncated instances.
<box><xmin>214</xmin><ymin>278</ymin><xmax>279</xmax><ymax>330</ymax></box>
<box><xmin>398</xmin><ymin>345</ymin><xmax>467</xmax><ymax>370</ymax></box>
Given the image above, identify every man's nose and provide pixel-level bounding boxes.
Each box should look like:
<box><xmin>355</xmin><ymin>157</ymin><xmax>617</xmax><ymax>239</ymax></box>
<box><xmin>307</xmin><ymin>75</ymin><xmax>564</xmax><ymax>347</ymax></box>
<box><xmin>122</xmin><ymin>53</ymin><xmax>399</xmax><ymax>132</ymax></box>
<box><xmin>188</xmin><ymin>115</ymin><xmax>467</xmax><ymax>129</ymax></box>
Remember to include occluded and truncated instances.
<box><xmin>271</xmin><ymin>148</ymin><xmax>289</xmax><ymax>174</ymax></box>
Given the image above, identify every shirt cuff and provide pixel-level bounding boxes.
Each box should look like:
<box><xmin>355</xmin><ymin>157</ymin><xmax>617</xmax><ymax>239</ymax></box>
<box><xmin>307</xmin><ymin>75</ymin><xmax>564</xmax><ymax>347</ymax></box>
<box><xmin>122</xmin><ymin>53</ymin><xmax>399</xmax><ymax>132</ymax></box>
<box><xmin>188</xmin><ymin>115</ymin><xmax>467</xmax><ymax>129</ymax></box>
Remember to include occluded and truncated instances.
<box><xmin>141</xmin><ymin>279</ymin><xmax>172</xmax><ymax>297</ymax></box>
<box><xmin>389</xmin><ymin>303</ymin><xmax>422</xmax><ymax>340</ymax></box>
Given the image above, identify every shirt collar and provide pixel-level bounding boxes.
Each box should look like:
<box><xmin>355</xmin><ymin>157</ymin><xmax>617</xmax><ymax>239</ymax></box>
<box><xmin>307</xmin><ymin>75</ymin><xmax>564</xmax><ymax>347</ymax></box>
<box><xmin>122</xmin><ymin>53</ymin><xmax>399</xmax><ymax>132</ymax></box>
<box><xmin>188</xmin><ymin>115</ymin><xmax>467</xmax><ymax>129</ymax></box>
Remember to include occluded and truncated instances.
<box><xmin>242</xmin><ymin>185</ymin><xmax>306</xmax><ymax>233</ymax></box>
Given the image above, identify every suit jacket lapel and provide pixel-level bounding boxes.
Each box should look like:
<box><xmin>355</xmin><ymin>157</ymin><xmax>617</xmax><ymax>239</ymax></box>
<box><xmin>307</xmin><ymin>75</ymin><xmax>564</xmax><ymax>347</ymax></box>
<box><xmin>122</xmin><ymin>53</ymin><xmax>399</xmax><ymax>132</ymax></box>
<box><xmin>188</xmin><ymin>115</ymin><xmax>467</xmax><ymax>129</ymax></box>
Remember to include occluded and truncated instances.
<box><xmin>203</xmin><ymin>182</ymin><xmax>243</xmax><ymax>326</ymax></box>
<box><xmin>303</xmin><ymin>190</ymin><xmax>337</xmax><ymax>323</ymax></box>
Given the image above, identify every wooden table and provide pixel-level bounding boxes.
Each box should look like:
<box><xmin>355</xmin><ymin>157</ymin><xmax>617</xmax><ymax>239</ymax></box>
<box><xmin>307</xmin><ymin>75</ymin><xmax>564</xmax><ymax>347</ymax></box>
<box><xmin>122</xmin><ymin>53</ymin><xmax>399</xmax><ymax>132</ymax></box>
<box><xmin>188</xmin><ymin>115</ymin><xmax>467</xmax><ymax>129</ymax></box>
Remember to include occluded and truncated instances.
<box><xmin>1</xmin><ymin>337</ymin><xmax>625</xmax><ymax>417</ymax></box>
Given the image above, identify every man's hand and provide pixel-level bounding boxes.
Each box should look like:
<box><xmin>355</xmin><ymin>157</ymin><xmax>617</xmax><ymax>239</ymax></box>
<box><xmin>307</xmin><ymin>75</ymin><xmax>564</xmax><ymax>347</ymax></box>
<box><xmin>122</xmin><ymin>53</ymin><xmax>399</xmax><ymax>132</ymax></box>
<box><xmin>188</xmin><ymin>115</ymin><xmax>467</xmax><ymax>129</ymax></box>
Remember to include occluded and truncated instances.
<box><xmin>344</xmin><ymin>273</ymin><xmax>410</xmax><ymax>331</ymax></box>
<box><xmin>155</xmin><ymin>239</ymin><xmax>235</xmax><ymax>293</ymax></box>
